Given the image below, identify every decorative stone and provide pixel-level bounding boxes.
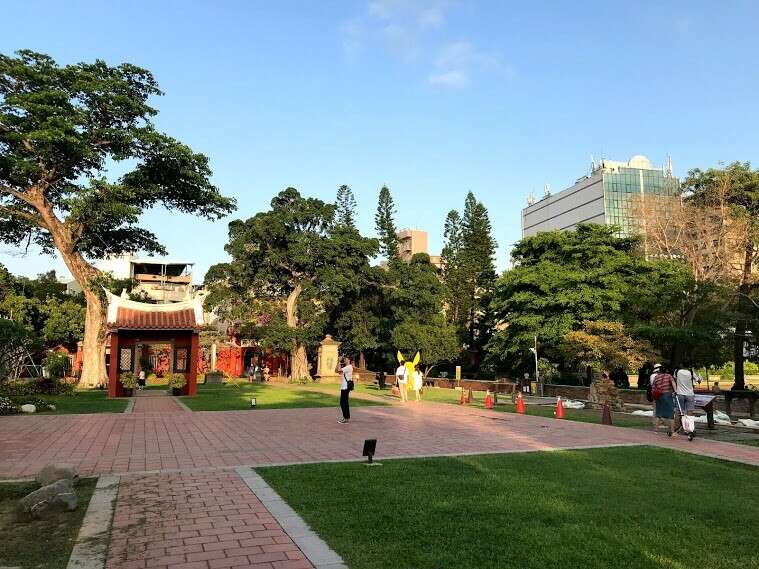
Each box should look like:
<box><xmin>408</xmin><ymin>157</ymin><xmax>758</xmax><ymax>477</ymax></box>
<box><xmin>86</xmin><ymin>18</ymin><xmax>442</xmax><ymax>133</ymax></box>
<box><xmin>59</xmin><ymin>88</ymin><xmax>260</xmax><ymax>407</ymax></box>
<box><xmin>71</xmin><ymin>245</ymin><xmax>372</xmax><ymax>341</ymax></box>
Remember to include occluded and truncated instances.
<box><xmin>316</xmin><ymin>335</ymin><xmax>341</xmax><ymax>381</ymax></box>
<box><xmin>36</xmin><ymin>463</ymin><xmax>79</xmax><ymax>487</ymax></box>
<box><xmin>17</xmin><ymin>479</ymin><xmax>78</xmax><ymax>520</ymax></box>
<box><xmin>20</xmin><ymin>404</ymin><xmax>36</xmax><ymax>413</ymax></box>
<box><xmin>588</xmin><ymin>377</ymin><xmax>625</xmax><ymax>411</ymax></box>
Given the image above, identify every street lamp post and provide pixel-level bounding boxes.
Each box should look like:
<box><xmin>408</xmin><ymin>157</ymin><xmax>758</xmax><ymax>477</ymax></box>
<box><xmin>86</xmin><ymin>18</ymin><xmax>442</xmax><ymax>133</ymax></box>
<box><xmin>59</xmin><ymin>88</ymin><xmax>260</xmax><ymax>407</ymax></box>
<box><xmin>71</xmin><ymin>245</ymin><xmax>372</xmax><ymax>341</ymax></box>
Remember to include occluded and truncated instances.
<box><xmin>529</xmin><ymin>335</ymin><xmax>541</xmax><ymax>396</ymax></box>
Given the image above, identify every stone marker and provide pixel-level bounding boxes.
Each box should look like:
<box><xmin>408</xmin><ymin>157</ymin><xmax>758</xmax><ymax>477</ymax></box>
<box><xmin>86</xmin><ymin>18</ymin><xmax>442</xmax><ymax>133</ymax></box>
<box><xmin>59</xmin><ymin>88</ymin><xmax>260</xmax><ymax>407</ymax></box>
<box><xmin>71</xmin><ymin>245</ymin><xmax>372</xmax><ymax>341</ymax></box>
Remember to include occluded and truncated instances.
<box><xmin>36</xmin><ymin>463</ymin><xmax>79</xmax><ymax>487</ymax></box>
<box><xmin>20</xmin><ymin>404</ymin><xmax>36</xmax><ymax>413</ymax></box>
<box><xmin>17</xmin><ymin>479</ymin><xmax>78</xmax><ymax>520</ymax></box>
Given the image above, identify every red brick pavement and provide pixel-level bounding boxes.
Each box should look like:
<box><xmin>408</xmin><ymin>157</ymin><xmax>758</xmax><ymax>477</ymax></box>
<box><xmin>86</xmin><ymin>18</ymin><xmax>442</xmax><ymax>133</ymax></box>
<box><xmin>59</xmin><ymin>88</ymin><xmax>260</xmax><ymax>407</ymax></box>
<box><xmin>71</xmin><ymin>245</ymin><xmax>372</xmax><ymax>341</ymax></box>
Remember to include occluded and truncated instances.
<box><xmin>1</xmin><ymin>404</ymin><xmax>757</xmax><ymax>479</ymax></box>
<box><xmin>107</xmin><ymin>470</ymin><xmax>312</xmax><ymax>569</ymax></box>
<box><xmin>132</xmin><ymin>392</ymin><xmax>187</xmax><ymax>414</ymax></box>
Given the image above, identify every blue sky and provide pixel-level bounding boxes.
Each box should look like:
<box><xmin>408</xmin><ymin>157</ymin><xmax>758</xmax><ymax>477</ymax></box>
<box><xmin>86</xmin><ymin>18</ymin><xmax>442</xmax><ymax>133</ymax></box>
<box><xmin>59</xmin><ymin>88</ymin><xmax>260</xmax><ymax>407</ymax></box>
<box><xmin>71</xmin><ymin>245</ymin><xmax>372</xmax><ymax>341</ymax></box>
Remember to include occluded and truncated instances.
<box><xmin>2</xmin><ymin>0</ymin><xmax>758</xmax><ymax>281</ymax></box>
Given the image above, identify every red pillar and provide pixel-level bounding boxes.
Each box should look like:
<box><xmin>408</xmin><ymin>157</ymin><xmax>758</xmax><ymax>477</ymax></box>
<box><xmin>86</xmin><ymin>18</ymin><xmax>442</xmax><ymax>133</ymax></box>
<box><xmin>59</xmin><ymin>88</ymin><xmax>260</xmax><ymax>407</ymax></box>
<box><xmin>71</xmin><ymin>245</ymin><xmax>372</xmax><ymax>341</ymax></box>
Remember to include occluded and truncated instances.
<box><xmin>187</xmin><ymin>331</ymin><xmax>199</xmax><ymax>397</ymax></box>
<box><xmin>108</xmin><ymin>332</ymin><xmax>119</xmax><ymax>398</ymax></box>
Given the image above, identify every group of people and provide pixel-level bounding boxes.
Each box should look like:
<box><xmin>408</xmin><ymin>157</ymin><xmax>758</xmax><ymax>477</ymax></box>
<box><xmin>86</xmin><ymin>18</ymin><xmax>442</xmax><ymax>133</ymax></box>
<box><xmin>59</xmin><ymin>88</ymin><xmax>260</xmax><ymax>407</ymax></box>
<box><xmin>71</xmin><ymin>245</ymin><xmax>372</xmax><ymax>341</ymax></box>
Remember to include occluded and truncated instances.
<box><xmin>648</xmin><ymin>363</ymin><xmax>701</xmax><ymax>436</ymax></box>
<box><xmin>394</xmin><ymin>362</ymin><xmax>424</xmax><ymax>402</ymax></box>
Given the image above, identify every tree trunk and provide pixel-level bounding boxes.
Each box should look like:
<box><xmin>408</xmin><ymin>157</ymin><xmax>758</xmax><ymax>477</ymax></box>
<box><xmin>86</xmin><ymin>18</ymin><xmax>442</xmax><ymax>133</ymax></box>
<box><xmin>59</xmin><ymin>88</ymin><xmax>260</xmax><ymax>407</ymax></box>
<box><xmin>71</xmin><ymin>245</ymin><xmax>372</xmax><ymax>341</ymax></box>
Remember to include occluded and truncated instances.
<box><xmin>732</xmin><ymin>244</ymin><xmax>754</xmax><ymax>391</ymax></box>
<box><xmin>285</xmin><ymin>284</ymin><xmax>311</xmax><ymax>381</ymax></box>
<box><xmin>291</xmin><ymin>342</ymin><xmax>310</xmax><ymax>381</ymax></box>
<box><xmin>32</xmin><ymin>197</ymin><xmax>108</xmax><ymax>387</ymax></box>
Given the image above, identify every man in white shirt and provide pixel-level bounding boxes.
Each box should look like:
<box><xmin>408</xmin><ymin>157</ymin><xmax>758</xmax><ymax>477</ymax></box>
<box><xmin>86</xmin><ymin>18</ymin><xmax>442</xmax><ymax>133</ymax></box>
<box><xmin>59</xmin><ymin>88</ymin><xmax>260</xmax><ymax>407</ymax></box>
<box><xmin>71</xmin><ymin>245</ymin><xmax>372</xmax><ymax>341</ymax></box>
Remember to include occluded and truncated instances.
<box><xmin>675</xmin><ymin>366</ymin><xmax>699</xmax><ymax>414</ymax></box>
<box><xmin>396</xmin><ymin>363</ymin><xmax>408</xmax><ymax>402</ymax></box>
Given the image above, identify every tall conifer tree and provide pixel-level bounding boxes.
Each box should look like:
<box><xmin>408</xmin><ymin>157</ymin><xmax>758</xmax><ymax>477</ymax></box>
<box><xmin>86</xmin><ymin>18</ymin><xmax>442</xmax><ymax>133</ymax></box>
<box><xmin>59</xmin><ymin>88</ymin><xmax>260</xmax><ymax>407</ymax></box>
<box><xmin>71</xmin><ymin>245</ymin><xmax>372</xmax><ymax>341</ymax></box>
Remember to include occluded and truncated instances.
<box><xmin>375</xmin><ymin>185</ymin><xmax>399</xmax><ymax>262</ymax></box>
<box><xmin>335</xmin><ymin>184</ymin><xmax>357</xmax><ymax>228</ymax></box>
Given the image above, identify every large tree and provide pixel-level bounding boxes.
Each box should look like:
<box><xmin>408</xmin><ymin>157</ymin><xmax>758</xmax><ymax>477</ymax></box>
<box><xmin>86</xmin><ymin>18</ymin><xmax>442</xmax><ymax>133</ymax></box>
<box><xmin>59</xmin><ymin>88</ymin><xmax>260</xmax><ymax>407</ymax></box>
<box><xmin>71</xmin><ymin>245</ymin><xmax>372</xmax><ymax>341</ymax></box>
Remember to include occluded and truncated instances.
<box><xmin>487</xmin><ymin>225</ymin><xmax>650</xmax><ymax>374</ymax></box>
<box><xmin>0</xmin><ymin>50</ymin><xmax>234</xmax><ymax>386</ymax></box>
<box><xmin>375</xmin><ymin>185</ymin><xmax>399</xmax><ymax>264</ymax></box>
<box><xmin>460</xmin><ymin>192</ymin><xmax>497</xmax><ymax>365</ymax></box>
<box><xmin>335</xmin><ymin>184</ymin><xmax>357</xmax><ymax>229</ymax></box>
<box><xmin>204</xmin><ymin>188</ymin><xmax>378</xmax><ymax>380</ymax></box>
<box><xmin>682</xmin><ymin>162</ymin><xmax>759</xmax><ymax>389</ymax></box>
<box><xmin>390</xmin><ymin>253</ymin><xmax>459</xmax><ymax>372</ymax></box>
<box><xmin>440</xmin><ymin>209</ymin><xmax>467</xmax><ymax>327</ymax></box>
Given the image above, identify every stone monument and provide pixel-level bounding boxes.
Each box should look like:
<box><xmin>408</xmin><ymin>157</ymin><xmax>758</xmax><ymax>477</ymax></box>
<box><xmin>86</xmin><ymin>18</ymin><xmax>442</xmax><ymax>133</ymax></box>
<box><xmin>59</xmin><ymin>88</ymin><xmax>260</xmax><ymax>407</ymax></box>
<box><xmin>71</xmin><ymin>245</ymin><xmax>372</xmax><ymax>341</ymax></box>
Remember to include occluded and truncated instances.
<box><xmin>588</xmin><ymin>375</ymin><xmax>625</xmax><ymax>411</ymax></box>
<box><xmin>316</xmin><ymin>335</ymin><xmax>341</xmax><ymax>382</ymax></box>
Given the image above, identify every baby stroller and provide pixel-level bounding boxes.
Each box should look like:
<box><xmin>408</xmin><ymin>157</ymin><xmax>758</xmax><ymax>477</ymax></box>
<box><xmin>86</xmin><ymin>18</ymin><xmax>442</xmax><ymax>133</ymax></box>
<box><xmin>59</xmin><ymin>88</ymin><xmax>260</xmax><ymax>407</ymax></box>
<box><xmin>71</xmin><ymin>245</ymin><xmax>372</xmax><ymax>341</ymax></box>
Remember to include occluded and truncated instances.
<box><xmin>674</xmin><ymin>395</ymin><xmax>696</xmax><ymax>441</ymax></box>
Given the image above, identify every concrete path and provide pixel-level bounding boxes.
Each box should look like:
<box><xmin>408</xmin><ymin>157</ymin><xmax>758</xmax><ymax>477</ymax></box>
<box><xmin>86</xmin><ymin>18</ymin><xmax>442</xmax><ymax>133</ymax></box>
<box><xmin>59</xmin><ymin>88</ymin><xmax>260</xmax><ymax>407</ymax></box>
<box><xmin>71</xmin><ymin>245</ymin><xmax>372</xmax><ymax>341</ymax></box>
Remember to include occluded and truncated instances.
<box><xmin>1</xmin><ymin>403</ymin><xmax>758</xmax><ymax>479</ymax></box>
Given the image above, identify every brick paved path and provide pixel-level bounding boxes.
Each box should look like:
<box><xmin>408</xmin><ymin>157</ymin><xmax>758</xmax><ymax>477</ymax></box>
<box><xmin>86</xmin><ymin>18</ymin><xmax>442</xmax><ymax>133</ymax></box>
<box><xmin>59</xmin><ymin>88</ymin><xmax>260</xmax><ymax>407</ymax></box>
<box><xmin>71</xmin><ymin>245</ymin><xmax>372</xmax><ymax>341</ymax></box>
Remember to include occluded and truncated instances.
<box><xmin>1</xmin><ymin>404</ymin><xmax>757</xmax><ymax>479</ymax></box>
<box><xmin>108</xmin><ymin>470</ymin><xmax>312</xmax><ymax>569</ymax></box>
<box><xmin>132</xmin><ymin>392</ymin><xmax>187</xmax><ymax>414</ymax></box>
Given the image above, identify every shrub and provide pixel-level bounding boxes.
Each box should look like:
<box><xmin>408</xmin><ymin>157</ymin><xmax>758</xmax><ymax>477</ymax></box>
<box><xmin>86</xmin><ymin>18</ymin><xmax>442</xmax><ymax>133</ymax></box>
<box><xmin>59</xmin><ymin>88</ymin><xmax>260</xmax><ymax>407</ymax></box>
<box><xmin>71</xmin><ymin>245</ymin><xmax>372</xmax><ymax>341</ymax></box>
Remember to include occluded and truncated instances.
<box><xmin>167</xmin><ymin>373</ymin><xmax>187</xmax><ymax>389</ymax></box>
<box><xmin>35</xmin><ymin>377</ymin><xmax>77</xmax><ymax>395</ymax></box>
<box><xmin>0</xmin><ymin>380</ymin><xmax>37</xmax><ymax>398</ymax></box>
<box><xmin>11</xmin><ymin>396</ymin><xmax>53</xmax><ymax>410</ymax></box>
<box><xmin>120</xmin><ymin>372</ymin><xmax>138</xmax><ymax>389</ymax></box>
<box><xmin>0</xmin><ymin>396</ymin><xmax>20</xmax><ymax>415</ymax></box>
<box><xmin>43</xmin><ymin>352</ymin><xmax>70</xmax><ymax>379</ymax></box>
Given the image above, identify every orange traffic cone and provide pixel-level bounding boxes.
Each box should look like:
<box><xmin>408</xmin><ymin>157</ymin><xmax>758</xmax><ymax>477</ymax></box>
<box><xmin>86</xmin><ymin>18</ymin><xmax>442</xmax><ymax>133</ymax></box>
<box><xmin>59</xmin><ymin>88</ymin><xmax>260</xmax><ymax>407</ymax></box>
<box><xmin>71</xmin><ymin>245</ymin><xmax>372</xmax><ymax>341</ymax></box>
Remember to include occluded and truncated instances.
<box><xmin>484</xmin><ymin>391</ymin><xmax>494</xmax><ymax>409</ymax></box>
<box><xmin>459</xmin><ymin>389</ymin><xmax>465</xmax><ymax>405</ymax></box>
<box><xmin>515</xmin><ymin>392</ymin><xmax>526</xmax><ymax>414</ymax></box>
<box><xmin>554</xmin><ymin>396</ymin><xmax>565</xmax><ymax>419</ymax></box>
<box><xmin>601</xmin><ymin>403</ymin><xmax>613</xmax><ymax>425</ymax></box>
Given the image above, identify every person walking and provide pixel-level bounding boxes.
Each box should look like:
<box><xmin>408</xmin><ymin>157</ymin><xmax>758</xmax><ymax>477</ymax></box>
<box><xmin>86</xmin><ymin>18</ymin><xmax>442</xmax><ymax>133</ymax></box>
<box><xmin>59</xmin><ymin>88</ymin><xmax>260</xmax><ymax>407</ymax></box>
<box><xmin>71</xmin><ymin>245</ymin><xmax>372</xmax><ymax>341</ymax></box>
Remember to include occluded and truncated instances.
<box><xmin>675</xmin><ymin>364</ymin><xmax>699</xmax><ymax>432</ymax></box>
<box><xmin>652</xmin><ymin>365</ymin><xmax>677</xmax><ymax>435</ymax></box>
<box><xmin>412</xmin><ymin>368</ymin><xmax>423</xmax><ymax>402</ymax></box>
<box><xmin>337</xmin><ymin>355</ymin><xmax>353</xmax><ymax>424</ymax></box>
<box><xmin>138</xmin><ymin>369</ymin><xmax>146</xmax><ymax>391</ymax></box>
<box><xmin>395</xmin><ymin>361</ymin><xmax>408</xmax><ymax>403</ymax></box>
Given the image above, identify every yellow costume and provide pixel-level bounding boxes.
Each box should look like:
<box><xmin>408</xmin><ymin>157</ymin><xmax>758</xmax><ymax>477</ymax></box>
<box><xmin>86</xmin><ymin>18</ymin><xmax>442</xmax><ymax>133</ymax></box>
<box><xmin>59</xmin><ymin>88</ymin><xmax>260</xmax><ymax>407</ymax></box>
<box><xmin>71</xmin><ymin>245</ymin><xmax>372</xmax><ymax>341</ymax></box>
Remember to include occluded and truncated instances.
<box><xmin>397</xmin><ymin>351</ymin><xmax>420</xmax><ymax>392</ymax></box>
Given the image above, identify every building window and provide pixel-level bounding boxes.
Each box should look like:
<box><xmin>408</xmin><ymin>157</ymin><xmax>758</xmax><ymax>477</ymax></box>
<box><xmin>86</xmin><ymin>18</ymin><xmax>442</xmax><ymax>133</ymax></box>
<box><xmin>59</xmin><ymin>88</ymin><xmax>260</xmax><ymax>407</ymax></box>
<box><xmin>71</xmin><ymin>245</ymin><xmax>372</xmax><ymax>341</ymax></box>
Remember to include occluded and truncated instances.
<box><xmin>174</xmin><ymin>347</ymin><xmax>189</xmax><ymax>373</ymax></box>
<box><xmin>119</xmin><ymin>347</ymin><xmax>134</xmax><ymax>372</ymax></box>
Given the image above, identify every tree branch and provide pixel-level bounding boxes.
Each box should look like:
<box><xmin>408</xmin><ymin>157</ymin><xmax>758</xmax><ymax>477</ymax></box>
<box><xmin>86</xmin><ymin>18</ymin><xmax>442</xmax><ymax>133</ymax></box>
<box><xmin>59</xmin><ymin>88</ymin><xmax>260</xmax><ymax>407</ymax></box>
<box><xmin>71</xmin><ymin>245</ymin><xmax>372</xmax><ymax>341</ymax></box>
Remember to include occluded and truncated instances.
<box><xmin>0</xmin><ymin>205</ymin><xmax>48</xmax><ymax>229</ymax></box>
<box><xmin>0</xmin><ymin>185</ymin><xmax>35</xmax><ymax>205</ymax></box>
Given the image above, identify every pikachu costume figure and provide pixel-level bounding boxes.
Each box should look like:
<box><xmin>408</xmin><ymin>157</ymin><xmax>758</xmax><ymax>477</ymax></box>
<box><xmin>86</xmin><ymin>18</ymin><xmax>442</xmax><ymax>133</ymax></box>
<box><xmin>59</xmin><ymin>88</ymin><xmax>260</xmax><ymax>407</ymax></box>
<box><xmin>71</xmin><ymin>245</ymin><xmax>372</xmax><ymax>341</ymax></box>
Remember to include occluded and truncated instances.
<box><xmin>397</xmin><ymin>351</ymin><xmax>421</xmax><ymax>400</ymax></box>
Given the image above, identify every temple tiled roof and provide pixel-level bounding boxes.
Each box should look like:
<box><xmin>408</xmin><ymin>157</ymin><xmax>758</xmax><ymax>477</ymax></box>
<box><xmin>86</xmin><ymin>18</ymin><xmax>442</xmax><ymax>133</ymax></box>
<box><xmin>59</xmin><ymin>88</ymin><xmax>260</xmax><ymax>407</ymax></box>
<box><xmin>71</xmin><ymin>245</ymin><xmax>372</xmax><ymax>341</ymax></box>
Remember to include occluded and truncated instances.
<box><xmin>111</xmin><ymin>307</ymin><xmax>200</xmax><ymax>330</ymax></box>
<box><xmin>105</xmin><ymin>291</ymin><xmax>204</xmax><ymax>331</ymax></box>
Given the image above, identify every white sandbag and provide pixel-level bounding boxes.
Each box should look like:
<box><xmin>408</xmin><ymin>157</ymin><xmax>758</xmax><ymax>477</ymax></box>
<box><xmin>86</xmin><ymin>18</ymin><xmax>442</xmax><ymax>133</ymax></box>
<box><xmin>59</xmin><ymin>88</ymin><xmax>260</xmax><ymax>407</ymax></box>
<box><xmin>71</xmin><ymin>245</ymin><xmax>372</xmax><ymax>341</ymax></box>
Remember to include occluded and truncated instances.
<box><xmin>694</xmin><ymin>414</ymin><xmax>731</xmax><ymax>425</ymax></box>
<box><xmin>714</xmin><ymin>410</ymin><xmax>731</xmax><ymax>421</ymax></box>
<box><xmin>738</xmin><ymin>418</ymin><xmax>759</xmax><ymax>429</ymax></box>
<box><xmin>632</xmin><ymin>410</ymin><xmax>653</xmax><ymax>416</ymax></box>
<box><xmin>563</xmin><ymin>399</ymin><xmax>585</xmax><ymax>409</ymax></box>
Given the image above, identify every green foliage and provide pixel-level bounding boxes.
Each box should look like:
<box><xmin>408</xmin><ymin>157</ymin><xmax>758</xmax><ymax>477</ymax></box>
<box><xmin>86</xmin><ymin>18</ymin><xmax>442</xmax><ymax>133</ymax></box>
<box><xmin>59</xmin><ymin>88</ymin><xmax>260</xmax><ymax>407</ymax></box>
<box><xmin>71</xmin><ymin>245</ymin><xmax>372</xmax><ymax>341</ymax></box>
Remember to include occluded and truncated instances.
<box><xmin>43</xmin><ymin>352</ymin><xmax>69</xmax><ymax>379</ymax></box>
<box><xmin>488</xmin><ymin>225</ymin><xmax>647</xmax><ymax>372</ymax></box>
<box><xmin>41</xmin><ymin>299</ymin><xmax>85</xmax><ymax>345</ymax></box>
<box><xmin>0</xmin><ymin>318</ymin><xmax>33</xmax><ymax>380</ymax></box>
<box><xmin>374</xmin><ymin>185</ymin><xmax>399</xmax><ymax>263</ymax></box>
<box><xmin>166</xmin><ymin>373</ymin><xmax>187</xmax><ymax>389</ymax></box>
<box><xmin>389</xmin><ymin>253</ymin><xmax>459</xmax><ymax>367</ymax></box>
<box><xmin>335</xmin><ymin>184</ymin><xmax>357</xmax><ymax>229</ymax></box>
<box><xmin>205</xmin><ymin>188</ymin><xmax>379</xmax><ymax>355</ymax></box>
<box><xmin>119</xmin><ymin>372</ymin><xmax>137</xmax><ymax>389</ymax></box>
<box><xmin>560</xmin><ymin>320</ymin><xmax>656</xmax><ymax>373</ymax></box>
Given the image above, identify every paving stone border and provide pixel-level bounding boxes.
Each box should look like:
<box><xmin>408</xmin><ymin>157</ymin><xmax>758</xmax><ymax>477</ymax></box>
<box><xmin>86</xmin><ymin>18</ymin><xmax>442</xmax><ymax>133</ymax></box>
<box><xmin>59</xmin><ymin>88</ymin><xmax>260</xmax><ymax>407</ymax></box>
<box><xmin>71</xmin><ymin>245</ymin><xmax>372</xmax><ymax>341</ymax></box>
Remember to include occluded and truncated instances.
<box><xmin>237</xmin><ymin>466</ymin><xmax>348</xmax><ymax>569</ymax></box>
<box><xmin>172</xmin><ymin>396</ymin><xmax>193</xmax><ymax>412</ymax></box>
<box><xmin>123</xmin><ymin>398</ymin><xmax>134</xmax><ymax>414</ymax></box>
<box><xmin>66</xmin><ymin>475</ymin><xmax>119</xmax><ymax>569</ymax></box>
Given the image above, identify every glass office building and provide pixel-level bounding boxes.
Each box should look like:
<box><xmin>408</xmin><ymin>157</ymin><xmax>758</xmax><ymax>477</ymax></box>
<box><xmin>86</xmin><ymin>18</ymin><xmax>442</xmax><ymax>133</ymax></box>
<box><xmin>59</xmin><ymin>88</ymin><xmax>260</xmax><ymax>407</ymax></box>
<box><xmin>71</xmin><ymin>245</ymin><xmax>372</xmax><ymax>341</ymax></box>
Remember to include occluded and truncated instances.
<box><xmin>522</xmin><ymin>155</ymin><xmax>678</xmax><ymax>238</ymax></box>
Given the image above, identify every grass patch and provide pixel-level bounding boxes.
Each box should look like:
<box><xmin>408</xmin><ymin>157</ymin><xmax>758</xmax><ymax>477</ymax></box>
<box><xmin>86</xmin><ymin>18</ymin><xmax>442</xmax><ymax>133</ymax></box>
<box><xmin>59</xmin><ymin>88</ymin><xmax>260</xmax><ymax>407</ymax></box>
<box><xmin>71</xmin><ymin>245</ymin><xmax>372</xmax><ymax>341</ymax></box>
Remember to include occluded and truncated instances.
<box><xmin>180</xmin><ymin>382</ymin><xmax>387</xmax><ymax>411</ymax></box>
<box><xmin>0</xmin><ymin>478</ymin><xmax>97</xmax><ymax>569</ymax></box>
<box><xmin>735</xmin><ymin>438</ymin><xmax>759</xmax><ymax>447</ymax></box>
<box><xmin>39</xmin><ymin>390</ymin><xmax>129</xmax><ymax>414</ymax></box>
<box><xmin>259</xmin><ymin>447</ymin><xmax>759</xmax><ymax>569</ymax></box>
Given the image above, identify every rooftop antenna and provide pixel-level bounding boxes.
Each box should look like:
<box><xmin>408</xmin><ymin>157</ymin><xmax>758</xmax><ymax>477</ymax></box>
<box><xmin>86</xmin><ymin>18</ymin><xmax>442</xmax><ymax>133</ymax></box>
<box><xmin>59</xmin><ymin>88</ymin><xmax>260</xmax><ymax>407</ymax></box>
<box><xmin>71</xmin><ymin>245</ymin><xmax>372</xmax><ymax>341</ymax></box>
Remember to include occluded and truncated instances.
<box><xmin>543</xmin><ymin>184</ymin><xmax>551</xmax><ymax>198</ymax></box>
<box><xmin>527</xmin><ymin>192</ymin><xmax>536</xmax><ymax>206</ymax></box>
<box><xmin>590</xmin><ymin>154</ymin><xmax>596</xmax><ymax>173</ymax></box>
<box><xmin>666</xmin><ymin>154</ymin><xmax>673</xmax><ymax>176</ymax></box>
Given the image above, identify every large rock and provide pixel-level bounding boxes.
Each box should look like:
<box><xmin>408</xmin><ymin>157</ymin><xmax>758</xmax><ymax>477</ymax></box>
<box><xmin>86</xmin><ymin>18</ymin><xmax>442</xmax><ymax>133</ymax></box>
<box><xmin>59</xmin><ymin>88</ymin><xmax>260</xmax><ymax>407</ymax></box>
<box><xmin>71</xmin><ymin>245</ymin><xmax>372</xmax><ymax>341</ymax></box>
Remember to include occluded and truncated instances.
<box><xmin>20</xmin><ymin>404</ymin><xmax>36</xmax><ymax>413</ymax></box>
<box><xmin>17</xmin><ymin>479</ymin><xmax>78</xmax><ymax>520</ymax></box>
<box><xmin>36</xmin><ymin>463</ymin><xmax>79</xmax><ymax>487</ymax></box>
<box><xmin>588</xmin><ymin>377</ymin><xmax>625</xmax><ymax>411</ymax></box>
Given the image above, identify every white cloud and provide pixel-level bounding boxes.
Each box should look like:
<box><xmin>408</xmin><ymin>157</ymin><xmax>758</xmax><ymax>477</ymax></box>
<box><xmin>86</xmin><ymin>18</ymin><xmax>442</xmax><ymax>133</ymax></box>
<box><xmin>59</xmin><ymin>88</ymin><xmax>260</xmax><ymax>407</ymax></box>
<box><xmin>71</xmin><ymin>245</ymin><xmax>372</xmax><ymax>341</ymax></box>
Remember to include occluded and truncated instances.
<box><xmin>417</xmin><ymin>6</ymin><xmax>445</xmax><ymax>29</ymax></box>
<box><xmin>428</xmin><ymin>70</ymin><xmax>468</xmax><ymax>88</ymax></box>
<box><xmin>340</xmin><ymin>2</ymin><xmax>509</xmax><ymax>88</ymax></box>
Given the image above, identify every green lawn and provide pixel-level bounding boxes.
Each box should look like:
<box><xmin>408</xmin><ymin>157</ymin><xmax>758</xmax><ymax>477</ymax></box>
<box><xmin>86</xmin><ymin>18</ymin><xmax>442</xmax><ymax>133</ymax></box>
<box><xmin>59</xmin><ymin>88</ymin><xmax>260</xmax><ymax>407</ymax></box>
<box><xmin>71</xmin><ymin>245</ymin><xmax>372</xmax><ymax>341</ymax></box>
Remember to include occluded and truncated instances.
<box><xmin>736</xmin><ymin>438</ymin><xmax>759</xmax><ymax>447</ymax></box>
<box><xmin>32</xmin><ymin>390</ymin><xmax>129</xmax><ymax>414</ymax></box>
<box><xmin>0</xmin><ymin>478</ymin><xmax>97</xmax><ymax>569</ymax></box>
<box><xmin>259</xmin><ymin>447</ymin><xmax>759</xmax><ymax>569</ymax></box>
<box><xmin>180</xmin><ymin>382</ymin><xmax>387</xmax><ymax>411</ymax></box>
